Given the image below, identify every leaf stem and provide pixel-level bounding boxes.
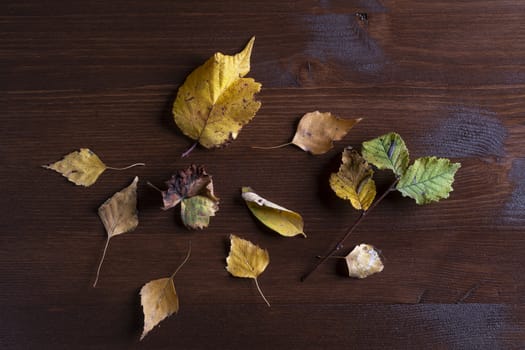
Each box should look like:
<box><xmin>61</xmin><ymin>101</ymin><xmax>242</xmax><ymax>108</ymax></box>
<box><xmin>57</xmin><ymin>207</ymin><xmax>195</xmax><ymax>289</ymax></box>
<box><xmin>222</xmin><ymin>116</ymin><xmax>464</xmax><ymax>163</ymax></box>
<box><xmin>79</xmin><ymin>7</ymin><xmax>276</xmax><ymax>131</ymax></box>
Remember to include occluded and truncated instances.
<box><xmin>254</xmin><ymin>277</ymin><xmax>271</xmax><ymax>307</ymax></box>
<box><xmin>170</xmin><ymin>241</ymin><xmax>192</xmax><ymax>280</ymax></box>
<box><xmin>93</xmin><ymin>237</ymin><xmax>111</xmax><ymax>287</ymax></box>
<box><xmin>301</xmin><ymin>178</ymin><xmax>399</xmax><ymax>282</ymax></box>
<box><xmin>147</xmin><ymin>181</ymin><xmax>163</xmax><ymax>193</ymax></box>
<box><xmin>251</xmin><ymin>142</ymin><xmax>292</xmax><ymax>150</ymax></box>
<box><xmin>181</xmin><ymin>142</ymin><xmax>198</xmax><ymax>158</ymax></box>
<box><xmin>106</xmin><ymin>163</ymin><xmax>145</xmax><ymax>170</ymax></box>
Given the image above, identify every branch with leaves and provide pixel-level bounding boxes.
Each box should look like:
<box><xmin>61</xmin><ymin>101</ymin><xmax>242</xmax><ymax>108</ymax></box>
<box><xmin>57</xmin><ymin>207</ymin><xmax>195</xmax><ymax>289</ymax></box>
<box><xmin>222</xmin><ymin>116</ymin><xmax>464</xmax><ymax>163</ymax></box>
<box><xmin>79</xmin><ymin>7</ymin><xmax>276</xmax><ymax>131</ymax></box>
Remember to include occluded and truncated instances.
<box><xmin>302</xmin><ymin>132</ymin><xmax>461</xmax><ymax>281</ymax></box>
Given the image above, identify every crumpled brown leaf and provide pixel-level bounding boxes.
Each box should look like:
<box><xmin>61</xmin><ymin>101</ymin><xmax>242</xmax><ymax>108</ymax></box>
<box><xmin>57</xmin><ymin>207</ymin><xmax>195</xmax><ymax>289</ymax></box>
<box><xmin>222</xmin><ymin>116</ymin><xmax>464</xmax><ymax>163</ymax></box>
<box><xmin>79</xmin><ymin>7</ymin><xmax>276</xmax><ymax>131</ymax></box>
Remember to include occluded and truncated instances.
<box><xmin>93</xmin><ymin>176</ymin><xmax>139</xmax><ymax>287</ymax></box>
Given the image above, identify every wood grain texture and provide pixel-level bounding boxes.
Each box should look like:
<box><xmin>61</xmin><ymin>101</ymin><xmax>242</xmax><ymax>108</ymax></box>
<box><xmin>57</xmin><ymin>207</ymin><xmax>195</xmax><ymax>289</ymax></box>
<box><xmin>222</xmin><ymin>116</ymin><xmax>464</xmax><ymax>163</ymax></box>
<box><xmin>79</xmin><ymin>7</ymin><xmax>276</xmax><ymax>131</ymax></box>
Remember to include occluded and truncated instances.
<box><xmin>2</xmin><ymin>0</ymin><xmax>525</xmax><ymax>348</ymax></box>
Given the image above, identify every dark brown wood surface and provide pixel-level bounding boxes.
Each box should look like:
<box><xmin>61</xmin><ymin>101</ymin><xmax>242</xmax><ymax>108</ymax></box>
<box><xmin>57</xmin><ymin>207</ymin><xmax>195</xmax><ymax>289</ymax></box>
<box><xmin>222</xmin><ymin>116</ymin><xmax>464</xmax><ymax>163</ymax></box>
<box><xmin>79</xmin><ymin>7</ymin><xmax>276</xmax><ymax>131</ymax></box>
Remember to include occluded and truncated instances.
<box><xmin>2</xmin><ymin>0</ymin><xmax>524</xmax><ymax>348</ymax></box>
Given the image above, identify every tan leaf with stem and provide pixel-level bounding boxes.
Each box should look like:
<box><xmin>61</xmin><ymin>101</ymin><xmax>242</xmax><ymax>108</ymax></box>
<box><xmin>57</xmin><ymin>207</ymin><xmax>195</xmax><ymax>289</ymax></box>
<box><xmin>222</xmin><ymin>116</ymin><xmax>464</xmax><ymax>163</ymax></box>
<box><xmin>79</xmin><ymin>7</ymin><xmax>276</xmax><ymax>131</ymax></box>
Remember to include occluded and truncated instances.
<box><xmin>43</xmin><ymin>148</ymin><xmax>144</xmax><ymax>187</ymax></box>
<box><xmin>140</xmin><ymin>243</ymin><xmax>191</xmax><ymax>340</ymax></box>
<box><xmin>93</xmin><ymin>176</ymin><xmax>139</xmax><ymax>287</ymax></box>
<box><xmin>254</xmin><ymin>111</ymin><xmax>361</xmax><ymax>155</ymax></box>
<box><xmin>226</xmin><ymin>235</ymin><xmax>270</xmax><ymax>307</ymax></box>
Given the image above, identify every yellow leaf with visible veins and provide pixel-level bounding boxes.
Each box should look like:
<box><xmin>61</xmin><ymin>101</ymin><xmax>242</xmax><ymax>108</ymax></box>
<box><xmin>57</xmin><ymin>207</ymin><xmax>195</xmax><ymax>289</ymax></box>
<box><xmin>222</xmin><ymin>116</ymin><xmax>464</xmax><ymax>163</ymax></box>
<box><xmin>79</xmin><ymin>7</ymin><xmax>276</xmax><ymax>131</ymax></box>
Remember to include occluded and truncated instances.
<box><xmin>172</xmin><ymin>37</ymin><xmax>261</xmax><ymax>154</ymax></box>
<box><xmin>43</xmin><ymin>148</ymin><xmax>106</xmax><ymax>187</ymax></box>
<box><xmin>330</xmin><ymin>148</ymin><xmax>376</xmax><ymax>211</ymax></box>
<box><xmin>226</xmin><ymin>235</ymin><xmax>270</xmax><ymax>307</ymax></box>
<box><xmin>292</xmin><ymin>111</ymin><xmax>361</xmax><ymax>155</ymax></box>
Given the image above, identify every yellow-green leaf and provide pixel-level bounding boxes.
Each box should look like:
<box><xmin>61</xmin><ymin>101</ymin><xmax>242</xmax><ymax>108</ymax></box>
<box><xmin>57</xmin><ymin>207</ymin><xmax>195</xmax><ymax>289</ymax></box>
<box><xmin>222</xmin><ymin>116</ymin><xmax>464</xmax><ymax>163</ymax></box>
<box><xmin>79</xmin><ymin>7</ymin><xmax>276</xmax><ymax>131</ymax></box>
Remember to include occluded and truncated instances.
<box><xmin>361</xmin><ymin>132</ymin><xmax>409</xmax><ymax>177</ymax></box>
<box><xmin>172</xmin><ymin>37</ymin><xmax>261</xmax><ymax>154</ymax></box>
<box><xmin>241</xmin><ymin>187</ymin><xmax>305</xmax><ymax>237</ymax></box>
<box><xmin>345</xmin><ymin>244</ymin><xmax>384</xmax><ymax>279</ymax></box>
<box><xmin>94</xmin><ymin>176</ymin><xmax>139</xmax><ymax>287</ymax></box>
<box><xmin>43</xmin><ymin>148</ymin><xmax>106</xmax><ymax>187</ymax></box>
<box><xmin>330</xmin><ymin>148</ymin><xmax>377</xmax><ymax>211</ymax></box>
<box><xmin>226</xmin><ymin>235</ymin><xmax>270</xmax><ymax>307</ymax></box>
<box><xmin>396</xmin><ymin>156</ymin><xmax>461</xmax><ymax>205</ymax></box>
<box><xmin>181</xmin><ymin>195</ymin><xmax>219</xmax><ymax>229</ymax></box>
<box><xmin>291</xmin><ymin>111</ymin><xmax>361</xmax><ymax>155</ymax></box>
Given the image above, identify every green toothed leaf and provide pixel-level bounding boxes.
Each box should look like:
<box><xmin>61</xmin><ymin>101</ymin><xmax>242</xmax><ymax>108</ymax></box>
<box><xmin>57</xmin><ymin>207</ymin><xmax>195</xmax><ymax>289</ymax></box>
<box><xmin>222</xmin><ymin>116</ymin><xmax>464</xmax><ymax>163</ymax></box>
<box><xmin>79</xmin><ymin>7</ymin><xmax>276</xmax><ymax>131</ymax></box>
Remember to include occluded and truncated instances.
<box><xmin>362</xmin><ymin>132</ymin><xmax>409</xmax><ymax>177</ymax></box>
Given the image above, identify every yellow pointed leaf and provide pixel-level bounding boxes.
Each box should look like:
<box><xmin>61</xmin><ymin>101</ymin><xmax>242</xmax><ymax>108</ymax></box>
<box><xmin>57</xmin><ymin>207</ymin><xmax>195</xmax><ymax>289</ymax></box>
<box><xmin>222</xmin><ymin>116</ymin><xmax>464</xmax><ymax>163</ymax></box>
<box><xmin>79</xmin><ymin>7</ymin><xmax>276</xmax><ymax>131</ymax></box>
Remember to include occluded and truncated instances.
<box><xmin>172</xmin><ymin>37</ymin><xmax>262</xmax><ymax>152</ymax></box>
<box><xmin>345</xmin><ymin>244</ymin><xmax>384</xmax><ymax>279</ymax></box>
<box><xmin>292</xmin><ymin>111</ymin><xmax>362</xmax><ymax>154</ymax></box>
<box><xmin>140</xmin><ymin>244</ymin><xmax>191</xmax><ymax>340</ymax></box>
<box><xmin>330</xmin><ymin>148</ymin><xmax>376</xmax><ymax>211</ymax></box>
<box><xmin>93</xmin><ymin>177</ymin><xmax>139</xmax><ymax>287</ymax></box>
<box><xmin>140</xmin><ymin>277</ymin><xmax>179</xmax><ymax>340</ymax></box>
<box><xmin>226</xmin><ymin>235</ymin><xmax>270</xmax><ymax>307</ymax></box>
<box><xmin>241</xmin><ymin>187</ymin><xmax>305</xmax><ymax>237</ymax></box>
<box><xmin>43</xmin><ymin>148</ymin><xmax>106</xmax><ymax>186</ymax></box>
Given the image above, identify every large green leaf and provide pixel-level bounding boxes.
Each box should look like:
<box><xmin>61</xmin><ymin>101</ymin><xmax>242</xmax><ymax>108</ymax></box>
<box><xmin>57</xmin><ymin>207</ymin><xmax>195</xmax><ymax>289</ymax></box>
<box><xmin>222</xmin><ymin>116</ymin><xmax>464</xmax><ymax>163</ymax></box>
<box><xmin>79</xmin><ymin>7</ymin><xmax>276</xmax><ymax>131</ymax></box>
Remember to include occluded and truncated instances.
<box><xmin>362</xmin><ymin>132</ymin><xmax>409</xmax><ymax>177</ymax></box>
<box><xmin>396</xmin><ymin>157</ymin><xmax>461</xmax><ymax>205</ymax></box>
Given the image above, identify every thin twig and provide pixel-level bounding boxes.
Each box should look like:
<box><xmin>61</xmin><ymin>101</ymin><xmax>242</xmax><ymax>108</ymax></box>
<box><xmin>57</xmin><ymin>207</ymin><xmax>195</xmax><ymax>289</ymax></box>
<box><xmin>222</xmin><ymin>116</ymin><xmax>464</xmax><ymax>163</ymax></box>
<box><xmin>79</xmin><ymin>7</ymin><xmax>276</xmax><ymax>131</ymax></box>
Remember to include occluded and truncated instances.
<box><xmin>301</xmin><ymin>178</ymin><xmax>399</xmax><ymax>282</ymax></box>
<box><xmin>106</xmin><ymin>163</ymin><xmax>145</xmax><ymax>170</ymax></box>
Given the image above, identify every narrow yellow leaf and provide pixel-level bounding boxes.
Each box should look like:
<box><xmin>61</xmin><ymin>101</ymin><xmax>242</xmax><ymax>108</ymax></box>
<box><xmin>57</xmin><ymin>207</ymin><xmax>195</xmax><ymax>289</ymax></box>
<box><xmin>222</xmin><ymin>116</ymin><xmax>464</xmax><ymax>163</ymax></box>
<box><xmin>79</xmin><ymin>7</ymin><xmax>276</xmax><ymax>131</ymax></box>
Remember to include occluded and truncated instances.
<box><xmin>93</xmin><ymin>176</ymin><xmax>139</xmax><ymax>287</ymax></box>
<box><xmin>241</xmin><ymin>187</ymin><xmax>305</xmax><ymax>237</ymax></box>
<box><xmin>43</xmin><ymin>148</ymin><xmax>106</xmax><ymax>187</ymax></box>
<box><xmin>226</xmin><ymin>235</ymin><xmax>270</xmax><ymax>307</ymax></box>
<box><xmin>345</xmin><ymin>244</ymin><xmax>384</xmax><ymax>279</ymax></box>
<box><xmin>140</xmin><ymin>244</ymin><xmax>191</xmax><ymax>340</ymax></box>
<box><xmin>173</xmin><ymin>37</ymin><xmax>262</xmax><ymax>155</ymax></box>
<box><xmin>330</xmin><ymin>148</ymin><xmax>376</xmax><ymax>211</ymax></box>
<box><xmin>292</xmin><ymin>111</ymin><xmax>361</xmax><ymax>154</ymax></box>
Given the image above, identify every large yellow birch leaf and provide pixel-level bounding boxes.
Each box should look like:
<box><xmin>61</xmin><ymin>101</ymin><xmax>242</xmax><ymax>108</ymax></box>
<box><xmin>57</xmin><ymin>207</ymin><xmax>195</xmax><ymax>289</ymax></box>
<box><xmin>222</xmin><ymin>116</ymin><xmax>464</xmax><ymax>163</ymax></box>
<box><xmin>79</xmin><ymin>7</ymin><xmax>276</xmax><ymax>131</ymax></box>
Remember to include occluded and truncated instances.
<box><xmin>43</xmin><ymin>148</ymin><xmax>144</xmax><ymax>187</ymax></box>
<box><xmin>330</xmin><ymin>148</ymin><xmax>376</xmax><ymax>211</ymax></box>
<box><xmin>226</xmin><ymin>235</ymin><xmax>270</xmax><ymax>307</ymax></box>
<box><xmin>93</xmin><ymin>176</ymin><xmax>139</xmax><ymax>287</ymax></box>
<box><xmin>140</xmin><ymin>244</ymin><xmax>191</xmax><ymax>340</ymax></box>
<box><xmin>241</xmin><ymin>187</ymin><xmax>305</xmax><ymax>237</ymax></box>
<box><xmin>172</xmin><ymin>37</ymin><xmax>262</xmax><ymax>156</ymax></box>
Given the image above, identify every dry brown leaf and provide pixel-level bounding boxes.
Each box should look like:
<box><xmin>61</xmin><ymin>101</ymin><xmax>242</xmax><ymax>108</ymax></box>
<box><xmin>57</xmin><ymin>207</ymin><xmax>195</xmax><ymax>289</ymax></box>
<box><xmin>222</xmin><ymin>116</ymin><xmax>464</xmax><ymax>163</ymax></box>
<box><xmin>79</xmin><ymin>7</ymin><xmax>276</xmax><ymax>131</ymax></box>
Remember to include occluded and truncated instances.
<box><xmin>140</xmin><ymin>244</ymin><xmax>191</xmax><ymax>340</ymax></box>
<box><xmin>93</xmin><ymin>176</ymin><xmax>139</xmax><ymax>287</ymax></box>
<box><xmin>226</xmin><ymin>234</ymin><xmax>270</xmax><ymax>307</ymax></box>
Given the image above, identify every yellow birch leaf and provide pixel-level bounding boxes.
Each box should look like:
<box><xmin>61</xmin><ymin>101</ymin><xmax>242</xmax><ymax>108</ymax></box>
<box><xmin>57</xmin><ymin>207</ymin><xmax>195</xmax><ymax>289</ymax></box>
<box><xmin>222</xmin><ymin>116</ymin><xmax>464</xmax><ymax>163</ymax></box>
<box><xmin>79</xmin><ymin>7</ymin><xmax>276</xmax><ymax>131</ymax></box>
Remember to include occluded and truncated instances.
<box><xmin>43</xmin><ymin>148</ymin><xmax>106</xmax><ymax>187</ymax></box>
<box><xmin>140</xmin><ymin>244</ymin><xmax>191</xmax><ymax>340</ymax></box>
<box><xmin>181</xmin><ymin>195</ymin><xmax>219</xmax><ymax>229</ymax></box>
<box><xmin>226</xmin><ymin>235</ymin><xmax>270</xmax><ymax>307</ymax></box>
<box><xmin>93</xmin><ymin>176</ymin><xmax>139</xmax><ymax>287</ymax></box>
<box><xmin>43</xmin><ymin>148</ymin><xmax>145</xmax><ymax>186</ymax></box>
<box><xmin>291</xmin><ymin>111</ymin><xmax>361</xmax><ymax>154</ymax></box>
<box><xmin>172</xmin><ymin>37</ymin><xmax>262</xmax><ymax>156</ymax></box>
<box><xmin>330</xmin><ymin>148</ymin><xmax>376</xmax><ymax>211</ymax></box>
<box><xmin>345</xmin><ymin>244</ymin><xmax>384</xmax><ymax>279</ymax></box>
<box><xmin>241</xmin><ymin>187</ymin><xmax>305</xmax><ymax>237</ymax></box>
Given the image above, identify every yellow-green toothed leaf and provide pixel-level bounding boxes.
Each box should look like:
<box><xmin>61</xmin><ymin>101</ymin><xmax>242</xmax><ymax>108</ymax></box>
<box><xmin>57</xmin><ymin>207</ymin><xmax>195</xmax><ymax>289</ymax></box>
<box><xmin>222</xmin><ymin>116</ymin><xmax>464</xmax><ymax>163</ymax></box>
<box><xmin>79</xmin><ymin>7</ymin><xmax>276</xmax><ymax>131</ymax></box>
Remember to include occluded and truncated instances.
<box><xmin>396</xmin><ymin>156</ymin><xmax>461</xmax><ymax>205</ymax></box>
<box><xmin>172</xmin><ymin>37</ymin><xmax>261</xmax><ymax>153</ymax></box>
<box><xmin>43</xmin><ymin>148</ymin><xmax>106</xmax><ymax>187</ymax></box>
<box><xmin>241</xmin><ymin>187</ymin><xmax>305</xmax><ymax>237</ymax></box>
<box><xmin>362</xmin><ymin>132</ymin><xmax>409</xmax><ymax>177</ymax></box>
<box><xmin>329</xmin><ymin>148</ymin><xmax>376</xmax><ymax>211</ymax></box>
<box><xmin>181</xmin><ymin>195</ymin><xmax>219</xmax><ymax>229</ymax></box>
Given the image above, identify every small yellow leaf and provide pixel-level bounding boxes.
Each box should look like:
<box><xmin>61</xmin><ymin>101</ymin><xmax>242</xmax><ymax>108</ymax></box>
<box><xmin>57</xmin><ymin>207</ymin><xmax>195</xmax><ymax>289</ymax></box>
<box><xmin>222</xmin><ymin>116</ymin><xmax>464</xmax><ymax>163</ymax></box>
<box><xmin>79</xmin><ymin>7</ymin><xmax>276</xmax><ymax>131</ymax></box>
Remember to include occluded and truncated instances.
<box><xmin>330</xmin><ymin>148</ymin><xmax>376</xmax><ymax>211</ymax></box>
<box><xmin>181</xmin><ymin>195</ymin><xmax>219</xmax><ymax>229</ymax></box>
<box><xmin>93</xmin><ymin>176</ymin><xmax>139</xmax><ymax>287</ymax></box>
<box><xmin>140</xmin><ymin>244</ymin><xmax>191</xmax><ymax>340</ymax></box>
<box><xmin>345</xmin><ymin>244</ymin><xmax>384</xmax><ymax>279</ymax></box>
<box><xmin>43</xmin><ymin>148</ymin><xmax>106</xmax><ymax>187</ymax></box>
<box><xmin>292</xmin><ymin>111</ymin><xmax>361</xmax><ymax>154</ymax></box>
<box><xmin>241</xmin><ymin>187</ymin><xmax>305</xmax><ymax>237</ymax></box>
<box><xmin>140</xmin><ymin>277</ymin><xmax>179</xmax><ymax>340</ymax></box>
<box><xmin>173</xmin><ymin>37</ymin><xmax>262</xmax><ymax>154</ymax></box>
<box><xmin>226</xmin><ymin>235</ymin><xmax>270</xmax><ymax>307</ymax></box>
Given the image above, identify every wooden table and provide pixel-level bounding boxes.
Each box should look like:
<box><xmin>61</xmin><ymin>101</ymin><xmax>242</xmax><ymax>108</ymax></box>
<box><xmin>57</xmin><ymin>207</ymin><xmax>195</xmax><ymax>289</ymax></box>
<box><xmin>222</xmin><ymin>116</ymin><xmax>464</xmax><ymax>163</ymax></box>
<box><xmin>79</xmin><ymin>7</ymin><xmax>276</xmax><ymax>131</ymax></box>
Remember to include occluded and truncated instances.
<box><xmin>3</xmin><ymin>1</ymin><xmax>524</xmax><ymax>348</ymax></box>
